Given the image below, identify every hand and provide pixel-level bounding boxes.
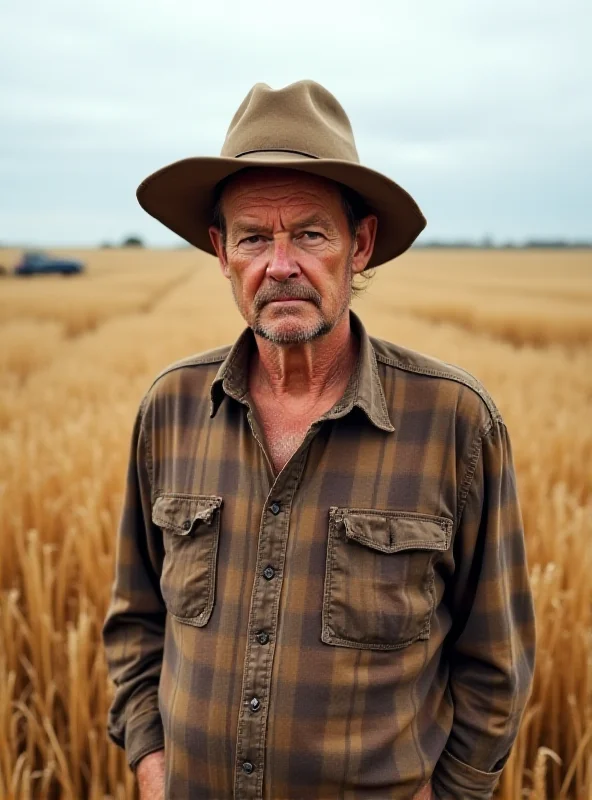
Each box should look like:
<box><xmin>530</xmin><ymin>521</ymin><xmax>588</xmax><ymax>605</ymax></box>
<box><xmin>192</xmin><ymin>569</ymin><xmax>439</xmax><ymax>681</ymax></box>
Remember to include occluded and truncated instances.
<box><xmin>137</xmin><ymin>749</ymin><xmax>165</xmax><ymax>800</ymax></box>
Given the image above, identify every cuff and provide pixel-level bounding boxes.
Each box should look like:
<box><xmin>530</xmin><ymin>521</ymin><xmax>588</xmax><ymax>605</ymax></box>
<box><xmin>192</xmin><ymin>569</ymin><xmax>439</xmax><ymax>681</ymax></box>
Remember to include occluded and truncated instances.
<box><xmin>109</xmin><ymin>707</ymin><xmax>165</xmax><ymax>772</ymax></box>
<box><xmin>432</xmin><ymin>748</ymin><xmax>503</xmax><ymax>800</ymax></box>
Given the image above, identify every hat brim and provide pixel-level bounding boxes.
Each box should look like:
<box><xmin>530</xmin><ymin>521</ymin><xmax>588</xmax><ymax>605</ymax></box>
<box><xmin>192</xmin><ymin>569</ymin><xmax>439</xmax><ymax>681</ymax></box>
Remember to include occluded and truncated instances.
<box><xmin>136</xmin><ymin>151</ymin><xmax>426</xmax><ymax>269</ymax></box>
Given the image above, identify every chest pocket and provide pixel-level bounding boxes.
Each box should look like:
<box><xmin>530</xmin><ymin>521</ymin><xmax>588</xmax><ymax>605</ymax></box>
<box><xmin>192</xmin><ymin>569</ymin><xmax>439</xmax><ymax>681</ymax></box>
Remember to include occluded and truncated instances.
<box><xmin>152</xmin><ymin>493</ymin><xmax>223</xmax><ymax>626</ymax></box>
<box><xmin>322</xmin><ymin>507</ymin><xmax>452</xmax><ymax>650</ymax></box>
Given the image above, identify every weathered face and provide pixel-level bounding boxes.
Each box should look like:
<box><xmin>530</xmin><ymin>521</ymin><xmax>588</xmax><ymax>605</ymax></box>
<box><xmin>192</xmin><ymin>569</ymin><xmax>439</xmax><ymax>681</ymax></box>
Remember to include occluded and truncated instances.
<box><xmin>209</xmin><ymin>168</ymin><xmax>376</xmax><ymax>345</ymax></box>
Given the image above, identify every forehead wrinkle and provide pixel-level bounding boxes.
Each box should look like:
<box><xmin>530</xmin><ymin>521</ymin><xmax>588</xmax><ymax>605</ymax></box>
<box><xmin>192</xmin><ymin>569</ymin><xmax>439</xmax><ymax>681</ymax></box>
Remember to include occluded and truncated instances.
<box><xmin>230</xmin><ymin>209</ymin><xmax>338</xmax><ymax>241</ymax></box>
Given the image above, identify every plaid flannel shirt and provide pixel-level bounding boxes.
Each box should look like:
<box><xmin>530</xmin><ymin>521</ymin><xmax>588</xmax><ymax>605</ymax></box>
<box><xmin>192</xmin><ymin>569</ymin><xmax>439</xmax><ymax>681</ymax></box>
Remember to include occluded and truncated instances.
<box><xmin>103</xmin><ymin>311</ymin><xmax>535</xmax><ymax>799</ymax></box>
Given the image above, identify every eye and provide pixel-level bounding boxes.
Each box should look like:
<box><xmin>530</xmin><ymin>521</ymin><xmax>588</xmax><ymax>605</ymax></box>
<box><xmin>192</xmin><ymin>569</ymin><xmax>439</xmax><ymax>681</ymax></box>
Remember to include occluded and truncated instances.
<box><xmin>240</xmin><ymin>235</ymin><xmax>265</xmax><ymax>245</ymax></box>
<box><xmin>299</xmin><ymin>231</ymin><xmax>324</xmax><ymax>241</ymax></box>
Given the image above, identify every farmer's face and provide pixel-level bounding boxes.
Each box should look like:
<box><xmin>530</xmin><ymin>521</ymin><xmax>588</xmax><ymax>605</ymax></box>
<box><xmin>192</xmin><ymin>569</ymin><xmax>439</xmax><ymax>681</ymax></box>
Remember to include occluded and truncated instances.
<box><xmin>209</xmin><ymin>168</ymin><xmax>375</xmax><ymax>345</ymax></box>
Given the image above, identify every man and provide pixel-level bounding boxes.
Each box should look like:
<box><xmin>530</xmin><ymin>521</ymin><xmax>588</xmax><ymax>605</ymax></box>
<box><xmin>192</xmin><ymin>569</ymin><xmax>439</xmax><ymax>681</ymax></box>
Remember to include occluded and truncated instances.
<box><xmin>103</xmin><ymin>80</ymin><xmax>535</xmax><ymax>800</ymax></box>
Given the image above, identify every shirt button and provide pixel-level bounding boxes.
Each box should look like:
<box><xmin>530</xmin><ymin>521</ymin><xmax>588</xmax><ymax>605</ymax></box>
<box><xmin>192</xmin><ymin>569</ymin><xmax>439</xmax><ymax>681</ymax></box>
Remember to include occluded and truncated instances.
<box><xmin>270</xmin><ymin>502</ymin><xmax>281</xmax><ymax>515</ymax></box>
<box><xmin>249</xmin><ymin>697</ymin><xmax>261</xmax><ymax>712</ymax></box>
<box><xmin>242</xmin><ymin>761</ymin><xmax>254</xmax><ymax>774</ymax></box>
<box><xmin>263</xmin><ymin>565</ymin><xmax>275</xmax><ymax>580</ymax></box>
<box><xmin>182</xmin><ymin>519</ymin><xmax>192</xmax><ymax>531</ymax></box>
<box><xmin>256</xmin><ymin>631</ymin><xmax>270</xmax><ymax>645</ymax></box>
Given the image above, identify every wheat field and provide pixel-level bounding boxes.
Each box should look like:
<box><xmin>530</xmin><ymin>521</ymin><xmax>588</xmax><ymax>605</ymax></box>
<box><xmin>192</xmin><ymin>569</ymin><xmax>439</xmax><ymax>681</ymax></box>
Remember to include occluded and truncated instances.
<box><xmin>0</xmin><ymin>247</ymin><xmax>590</xmax><ymax>799</ymax></box>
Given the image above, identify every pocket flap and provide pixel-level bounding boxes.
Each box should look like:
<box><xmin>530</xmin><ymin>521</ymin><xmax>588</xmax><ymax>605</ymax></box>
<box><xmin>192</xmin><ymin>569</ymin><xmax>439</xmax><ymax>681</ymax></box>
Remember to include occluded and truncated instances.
<box><xmin>335</xmin><ymin>508</ymin><xmax>451</xmax><ymax>553</ymax></box>
<box><xmin>152</xmin><ymin>494</ymin><xmax>223</xmax><ymax>535</ymax></box>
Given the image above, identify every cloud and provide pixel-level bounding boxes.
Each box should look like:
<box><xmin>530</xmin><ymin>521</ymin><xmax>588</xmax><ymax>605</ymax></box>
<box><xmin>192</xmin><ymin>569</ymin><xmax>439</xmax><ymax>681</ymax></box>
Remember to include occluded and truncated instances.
<box><xmin>0</xmin><ymin>0</ymin><xmax>590</xmax><ymax>245</ymax></box>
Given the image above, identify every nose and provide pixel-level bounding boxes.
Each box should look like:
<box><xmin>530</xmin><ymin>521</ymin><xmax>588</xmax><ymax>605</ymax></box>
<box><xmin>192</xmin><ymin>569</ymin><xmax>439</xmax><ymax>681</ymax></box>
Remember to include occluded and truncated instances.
<box><xmin>265</xmin><ymin>238</ymin><xmax>301</xmax><ymax>282</ymax></box>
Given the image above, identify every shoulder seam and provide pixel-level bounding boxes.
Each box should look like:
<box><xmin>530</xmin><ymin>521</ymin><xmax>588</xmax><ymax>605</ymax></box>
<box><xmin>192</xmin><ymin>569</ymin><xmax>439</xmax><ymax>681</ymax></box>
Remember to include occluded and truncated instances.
<box><xmin>149</xmin><ymin>350</ymin><xmax>229</xmax><ymax>390</ymax></box>
<box><xmin>374</xmin><ymin>352</ymin><xmax>502</xmax><ymax>423</ymax></box>
<box><xmin>137</xmin><ymin>393</ymin><xmax>154</xmax><ymax>502</ymax></box>
<box><xmin>456</xmin><ymin>428</ymin><xmax>483</xmax><ymax>527</ymax></box>
<box><xmin>138</xmin><ymin>351</ymin><xmax>229</xmax><ymax>503</ymax></box>
<box><xmin>455</xmin><ymin>417</ymin><xmax>499</xmax><ymax>526</ymax></box>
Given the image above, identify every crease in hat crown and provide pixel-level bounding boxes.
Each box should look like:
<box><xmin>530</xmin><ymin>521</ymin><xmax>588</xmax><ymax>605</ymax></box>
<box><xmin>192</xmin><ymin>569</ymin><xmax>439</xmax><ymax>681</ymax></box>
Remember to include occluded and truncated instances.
<box><xmin>220</xmin><ymin>80</ymin><xmax>360</xmax><ymax>163</ymax></box>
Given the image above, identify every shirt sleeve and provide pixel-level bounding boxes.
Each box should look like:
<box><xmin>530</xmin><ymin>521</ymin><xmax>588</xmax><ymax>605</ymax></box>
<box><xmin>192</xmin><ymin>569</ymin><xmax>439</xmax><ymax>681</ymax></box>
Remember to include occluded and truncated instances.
<box><xmin>102</xmin><ymin>396</ymin><xmax>166</xmax><ymax>771</ymax></box>
<box><xmin>432</xmin><ymin>419</ymin><xmax>536</xmax><ymax>800</ymax></box>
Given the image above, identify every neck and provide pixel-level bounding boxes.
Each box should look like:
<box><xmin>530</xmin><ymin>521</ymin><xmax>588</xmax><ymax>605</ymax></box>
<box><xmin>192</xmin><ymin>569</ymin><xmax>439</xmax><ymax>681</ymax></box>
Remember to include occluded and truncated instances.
<box><xmin>250</xmin><ymin>312</ymin><xmax>358</xmax><ymax>406</ymax></box>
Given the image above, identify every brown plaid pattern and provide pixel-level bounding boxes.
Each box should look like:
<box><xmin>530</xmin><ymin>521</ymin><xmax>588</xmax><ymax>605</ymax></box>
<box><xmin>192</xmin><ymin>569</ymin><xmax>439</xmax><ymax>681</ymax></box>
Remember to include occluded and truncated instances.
<box><xmin>103</xmin><ymin>312</ymin><xmax>535</xmax><ymax>799</ymax></box>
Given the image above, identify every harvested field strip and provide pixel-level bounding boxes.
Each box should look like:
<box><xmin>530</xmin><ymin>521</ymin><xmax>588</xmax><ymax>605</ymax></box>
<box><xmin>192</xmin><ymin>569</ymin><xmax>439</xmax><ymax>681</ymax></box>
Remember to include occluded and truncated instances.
<box><xmin>371</xmin><ymin>293</ymin><xmax>592</xmax><ymax>347</ymax></box>
<box><xmin>364</xmin><ymin>251</ymin><xmax>592</xmax><ymax>348</ymax></box>
<box><xmin>0</xmin><ymin>266</ymin><xmax>197</xmax><ymax>384</ymax></box>
<box><xmin>0</xmin><ymin>248</ymin><xmax>199</xmax><ymax>337</ymax></box>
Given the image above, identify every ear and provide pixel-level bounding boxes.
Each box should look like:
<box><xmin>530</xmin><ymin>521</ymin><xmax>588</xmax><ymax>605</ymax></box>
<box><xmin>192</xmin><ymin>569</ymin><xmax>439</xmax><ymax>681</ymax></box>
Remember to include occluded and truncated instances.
<box><xmin>350</xmin><ymin>215</ymin><xmax>378</xmax><ymax>275</ymax></box>
<box><xmin>208</xmin><ymin>226</ymin><xmax>230</xmax><ymax>278</ymax></box>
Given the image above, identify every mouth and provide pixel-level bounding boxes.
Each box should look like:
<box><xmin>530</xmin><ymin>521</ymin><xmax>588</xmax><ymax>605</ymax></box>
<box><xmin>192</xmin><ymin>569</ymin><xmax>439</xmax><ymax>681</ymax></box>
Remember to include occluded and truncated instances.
<box><xmin>268</xmin><ymin>298</ymin><xmax>308</xmax><ymax>303</ymax></box>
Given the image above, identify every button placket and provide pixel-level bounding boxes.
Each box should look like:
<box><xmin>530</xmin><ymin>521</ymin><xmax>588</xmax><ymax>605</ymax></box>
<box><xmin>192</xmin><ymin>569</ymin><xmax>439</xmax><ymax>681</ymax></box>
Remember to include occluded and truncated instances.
<box><xmin>233</xmin><ymin>451</ymin><xmax>310</xmax><ymax>799</ymax></box>
<box><xmin>234</xmin><ymin>424</ymin><xmax>323</xmax><ymax>799</ymax></box>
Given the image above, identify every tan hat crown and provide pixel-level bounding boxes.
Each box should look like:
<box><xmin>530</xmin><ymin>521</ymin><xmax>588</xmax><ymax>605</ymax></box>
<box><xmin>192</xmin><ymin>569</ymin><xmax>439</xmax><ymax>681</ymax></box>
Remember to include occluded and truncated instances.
<box><xmin>220</xmin><ymin>80</ymin><xmax>360</xmax><ymax>163</ymax></box>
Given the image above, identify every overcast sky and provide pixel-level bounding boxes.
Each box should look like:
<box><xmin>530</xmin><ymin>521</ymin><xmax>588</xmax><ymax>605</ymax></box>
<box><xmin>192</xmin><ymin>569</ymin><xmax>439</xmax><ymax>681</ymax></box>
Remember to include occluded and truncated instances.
<box><xmin>1</xmin><ymin>0</ymin><xmax>590</xmax><ymax>246</ymax></box>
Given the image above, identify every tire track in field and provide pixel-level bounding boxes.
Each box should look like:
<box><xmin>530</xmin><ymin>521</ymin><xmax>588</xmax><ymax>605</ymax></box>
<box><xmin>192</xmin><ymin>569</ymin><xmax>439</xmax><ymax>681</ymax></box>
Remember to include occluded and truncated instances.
<box><xmin>2</xmin><ymin>267</ymin><xmax>197</xmax><ymax>386</ymax></box>
<box><xmin>364</xmin><ymin>295</ymin><xmax>592</xmax><ymax>350</ymax></box>
<box><xmin>136</xmin><ymin>267</ymin><xmax>196</xmax><ymax>315</ymax></box>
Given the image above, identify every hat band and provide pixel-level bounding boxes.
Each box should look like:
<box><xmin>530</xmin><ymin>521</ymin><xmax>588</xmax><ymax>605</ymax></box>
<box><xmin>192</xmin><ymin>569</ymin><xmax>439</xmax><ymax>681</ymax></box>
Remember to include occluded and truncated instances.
<box><xmin>234</xmin><ymin>147</ymin><xmax>320</xmax><ymax>160</ymax></box>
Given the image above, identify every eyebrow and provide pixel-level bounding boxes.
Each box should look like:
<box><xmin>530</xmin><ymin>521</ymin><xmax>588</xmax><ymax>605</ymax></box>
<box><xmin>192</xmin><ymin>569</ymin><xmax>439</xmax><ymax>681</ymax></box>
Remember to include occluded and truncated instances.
<box><xmin>230</xmin><ymin>213</ymin><xmax>336</xmax><ymax>240</ymax></box>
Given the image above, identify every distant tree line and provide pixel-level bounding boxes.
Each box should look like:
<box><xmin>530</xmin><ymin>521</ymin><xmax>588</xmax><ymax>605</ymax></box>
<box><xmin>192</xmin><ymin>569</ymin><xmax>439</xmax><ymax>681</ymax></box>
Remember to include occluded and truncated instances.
<box><xmin>5</xmin><ymin>234</ymin><xmax>588</xmax><ymax>252</ymax></box>
<box><xmin>414</xmin><ymin>237</ymin><xmax>592</xmax><ymax>249</ymax></box>
<box><xmin>101</xmin><ymin>235</ymin><xmax>145</xmax><ymax>248</ymax></box>
<box><xmin>100</xmin><ymin>236</ymin><xmax>591</xmax><ymax>250</ymax></box>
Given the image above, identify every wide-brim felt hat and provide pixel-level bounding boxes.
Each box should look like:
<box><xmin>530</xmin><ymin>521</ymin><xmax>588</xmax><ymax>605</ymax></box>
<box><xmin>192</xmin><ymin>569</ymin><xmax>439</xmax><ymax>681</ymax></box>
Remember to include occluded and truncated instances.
<box><xmin>137</xmin><ymin>80</ymin><xmax>426</xmax><ymax>269</ymax></box>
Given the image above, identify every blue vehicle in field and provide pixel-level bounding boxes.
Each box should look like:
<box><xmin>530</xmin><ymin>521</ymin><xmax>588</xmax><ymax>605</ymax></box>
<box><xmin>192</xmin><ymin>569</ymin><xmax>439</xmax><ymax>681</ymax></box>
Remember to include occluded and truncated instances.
<box><xmin>15</xmin><ymin>251</ymin><xmax>85</xmax><ymax>276</ymax></box>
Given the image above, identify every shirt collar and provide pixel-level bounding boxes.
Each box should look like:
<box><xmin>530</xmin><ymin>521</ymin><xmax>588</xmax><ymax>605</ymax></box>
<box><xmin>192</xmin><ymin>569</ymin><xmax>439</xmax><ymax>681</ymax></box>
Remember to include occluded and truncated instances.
<box><xmin>209</xmin><ymin>310</ymin><xmax>394</xmax><ymax>433</ymax></box>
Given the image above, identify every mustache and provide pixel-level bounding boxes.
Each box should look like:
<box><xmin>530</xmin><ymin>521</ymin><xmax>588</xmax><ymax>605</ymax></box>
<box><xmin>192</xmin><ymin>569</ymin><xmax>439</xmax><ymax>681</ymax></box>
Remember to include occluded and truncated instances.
<box><xmin>253</xmin><ymin>282</ymin><xmax>322</xmax><ymax>313</ymax></box>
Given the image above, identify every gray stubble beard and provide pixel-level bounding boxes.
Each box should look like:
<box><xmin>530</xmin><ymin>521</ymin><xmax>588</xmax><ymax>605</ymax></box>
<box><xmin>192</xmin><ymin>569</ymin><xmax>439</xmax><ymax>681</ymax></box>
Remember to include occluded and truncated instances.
<box><xmin>253</xmin><ymin>314</ymin><xmax>332</xmax><ymax>345</ymax></box>
<box><xmin>231</xmin><ymin>250</ymin><xmax>354</xmax><ymax>346</ymax></box>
